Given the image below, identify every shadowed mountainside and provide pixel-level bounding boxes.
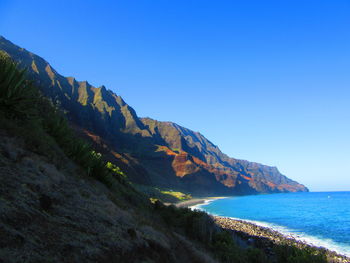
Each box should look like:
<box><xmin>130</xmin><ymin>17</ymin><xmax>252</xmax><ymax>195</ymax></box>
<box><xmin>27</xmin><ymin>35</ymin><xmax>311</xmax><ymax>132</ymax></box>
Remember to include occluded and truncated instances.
<box><xmin>0</xmin><ymin>36</ymin><xmax>308</xmax><ymax>196</ymax></box>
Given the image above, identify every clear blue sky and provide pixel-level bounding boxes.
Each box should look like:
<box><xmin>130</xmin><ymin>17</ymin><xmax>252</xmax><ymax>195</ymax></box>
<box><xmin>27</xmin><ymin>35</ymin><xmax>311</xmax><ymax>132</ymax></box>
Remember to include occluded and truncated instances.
<box><xmin>1</xmin><ymin>0</ymin><xmax>349</xmax><ymax>191</ymax></box>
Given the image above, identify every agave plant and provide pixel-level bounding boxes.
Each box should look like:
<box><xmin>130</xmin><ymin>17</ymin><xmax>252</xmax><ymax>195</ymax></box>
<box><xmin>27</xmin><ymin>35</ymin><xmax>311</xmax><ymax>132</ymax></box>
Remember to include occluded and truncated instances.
<box><xmin>0</xmin><ymin>52</ymin><xmax>39</xmax><ymax>118</ymax></box>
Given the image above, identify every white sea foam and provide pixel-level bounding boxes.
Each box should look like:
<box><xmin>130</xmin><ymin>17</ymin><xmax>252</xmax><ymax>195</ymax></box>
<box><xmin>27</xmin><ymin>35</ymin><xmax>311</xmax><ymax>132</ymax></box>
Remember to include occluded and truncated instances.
<box><xmin>224</xmin><ymin>217</ymin><xmax>350</xmax><ymax>257</ymax></box>
<box><xmin>192</xmin><ymin>200</ymin><xmax>350</xmax><ymax>258</ymax></box>
<box><xmin>189</xmin><ymin>197</ymin><xmax>229</xmax><ymax>211</ymax></box>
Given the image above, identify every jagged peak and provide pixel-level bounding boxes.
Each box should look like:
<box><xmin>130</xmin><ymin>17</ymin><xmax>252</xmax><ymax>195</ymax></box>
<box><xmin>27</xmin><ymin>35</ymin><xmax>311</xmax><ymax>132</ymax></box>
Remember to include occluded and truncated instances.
<box><xmin>78</xmin><ymin>80</ymin><xmax>92</xmax><ymax>89</ymax></box>
<box><xmin>45</xmin><ymin>64</ymin><xmax>57</xmax><ymax>80</ymax></box>
<box><xmin>66</xmin><ymin>76</ymin><xmax>76</xmax><ymax>86</ymax></box>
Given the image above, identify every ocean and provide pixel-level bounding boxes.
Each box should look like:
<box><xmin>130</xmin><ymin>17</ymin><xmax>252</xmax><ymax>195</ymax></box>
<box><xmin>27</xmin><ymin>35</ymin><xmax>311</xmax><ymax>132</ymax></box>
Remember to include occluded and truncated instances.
<box><xmin>194</xmin><ymin>191</ymin><xmax>350</xmax><ymax>257</ymax></box>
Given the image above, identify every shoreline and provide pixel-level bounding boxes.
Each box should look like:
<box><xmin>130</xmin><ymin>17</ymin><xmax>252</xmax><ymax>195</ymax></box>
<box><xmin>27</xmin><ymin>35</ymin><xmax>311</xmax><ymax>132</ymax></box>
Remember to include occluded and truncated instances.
<box><xmin>214</xmin><ymin>216</ymin><xmax>350</xmax><ymax>263</ymax></box>
<box><xmin>174</xmin><ymin>196</ymin><xmax>227</xmax><ymax>208</ymax></box>
<box><xmin>178</xmin><ymin>196</ymin><xmax>350</xmax><ymax>262</ymax></box>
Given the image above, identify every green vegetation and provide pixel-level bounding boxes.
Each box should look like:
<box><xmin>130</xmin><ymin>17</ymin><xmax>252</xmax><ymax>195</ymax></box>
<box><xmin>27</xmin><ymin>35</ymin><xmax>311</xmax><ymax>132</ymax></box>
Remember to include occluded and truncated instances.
<box><xmin>160</xmin><ymin>190</ymin><xmax>192</xmax><ymax>200</ymax></box>
<box><xmin>134</xmin><ymin>184</ymin><xmax>192</xmax><ymax>203</ymax></box>
<box><xmin>171</xmin><ymin>147</ymin><xmax>180</xmax><ymax>153</ymax></box>
<box><xmin>275</xmin><ymin>243</ymin><xmax>327</xmax><ymax>263</ymax></box>
<box><xmin>211</xmin><ymin>231</ymin><xmax>269</xmax><ymax>263</ymax></box>
<box><xmin>0</xmin><ymin>52</ymin><xmax>39</xmax><ymax>119</ymax></box>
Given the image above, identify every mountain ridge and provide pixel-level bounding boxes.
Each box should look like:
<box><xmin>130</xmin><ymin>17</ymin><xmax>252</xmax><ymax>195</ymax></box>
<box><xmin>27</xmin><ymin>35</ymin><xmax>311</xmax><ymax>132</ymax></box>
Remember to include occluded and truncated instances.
<box><xmin>0</xmin><ymin>35</ymin><xmax>308</xmax><ymax>195</ymax></box>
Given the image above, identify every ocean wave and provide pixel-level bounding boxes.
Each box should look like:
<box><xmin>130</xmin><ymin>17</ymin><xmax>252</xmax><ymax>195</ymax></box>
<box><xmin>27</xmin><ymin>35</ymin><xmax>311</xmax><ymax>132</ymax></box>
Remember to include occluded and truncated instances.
<box><xmin>189</xmin><ymin>197</ymin><xmax>231</xmax><ymax>211</ymax></box>
<box><xmin>192</xmin><ymin>202</ymin><xmax>350</xmax><ymax>257</ymax></box>
<box><xmin>230</xmin><ymin>217</ymin><xmax>350</xmax><ymax>257</ymax></box>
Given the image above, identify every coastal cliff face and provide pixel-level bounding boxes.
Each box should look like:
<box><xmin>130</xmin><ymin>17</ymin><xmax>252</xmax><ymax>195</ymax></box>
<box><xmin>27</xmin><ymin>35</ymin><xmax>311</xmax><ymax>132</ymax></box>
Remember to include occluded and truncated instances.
<box><xmin>0</xmin><ymin>36</ymin><xmax>308</xmax><ymax>196</ymax></box>
<box><xmin>141</xmin><ymin>118</ymin><xmax>307</xmax><ymax>194</ymax></box>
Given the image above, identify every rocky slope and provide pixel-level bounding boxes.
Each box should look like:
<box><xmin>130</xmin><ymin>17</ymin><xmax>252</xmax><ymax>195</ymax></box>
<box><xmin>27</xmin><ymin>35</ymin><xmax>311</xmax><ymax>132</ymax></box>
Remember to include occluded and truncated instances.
<box><xmin>0</xmin><ymin>130</ymin><xmax>216</xmax><ymax>263</ymax></box>
<box><xmin>0</xmin><ymin>36</ymin><xmax>308</xmax><ymax>196</ymax></box>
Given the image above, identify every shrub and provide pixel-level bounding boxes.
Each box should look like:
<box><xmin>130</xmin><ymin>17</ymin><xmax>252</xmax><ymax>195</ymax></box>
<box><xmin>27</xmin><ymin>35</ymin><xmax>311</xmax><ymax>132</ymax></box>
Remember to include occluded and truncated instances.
<box><xmin>274</xmin><ymin>244</ymin><xmax>327</xmax><ymax>263</ymax></box>
<box><xmin>0</xmin><ymin>52</ymin><xmax>39</xmax><ymax>119</ymax></box>
<box><xmin>211</xmin><ymin>231</ymin><xmax>244</xmax><ymax>262</ymax></box>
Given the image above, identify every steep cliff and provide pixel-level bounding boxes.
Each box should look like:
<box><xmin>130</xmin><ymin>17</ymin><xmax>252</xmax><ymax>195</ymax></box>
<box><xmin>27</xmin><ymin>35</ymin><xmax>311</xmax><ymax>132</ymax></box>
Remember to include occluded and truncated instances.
<box><xmin>141</xmin><ymin>118</ymin><xmax>307</xmax><ymax>194</ymax></box>
<box><xmin>0</xmin><ymin>36</ymin><xmax>308</xmax><ymax>196</ymax></box>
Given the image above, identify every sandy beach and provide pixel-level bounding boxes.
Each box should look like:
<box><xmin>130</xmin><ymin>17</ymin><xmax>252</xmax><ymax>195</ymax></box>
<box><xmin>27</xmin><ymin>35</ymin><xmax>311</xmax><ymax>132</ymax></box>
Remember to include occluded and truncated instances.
<box><xmin>175</xmin><ymin>196</ymin><xmax>227</xmax><ymax>208</ymax></box>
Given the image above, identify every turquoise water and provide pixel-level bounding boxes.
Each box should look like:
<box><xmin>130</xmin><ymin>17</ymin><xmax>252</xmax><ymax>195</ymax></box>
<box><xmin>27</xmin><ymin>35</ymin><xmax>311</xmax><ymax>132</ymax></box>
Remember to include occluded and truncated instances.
<box><xmin>195</xmin><ymin>192</ymin><xmax>350</xmax><ymax>256</ymax></box>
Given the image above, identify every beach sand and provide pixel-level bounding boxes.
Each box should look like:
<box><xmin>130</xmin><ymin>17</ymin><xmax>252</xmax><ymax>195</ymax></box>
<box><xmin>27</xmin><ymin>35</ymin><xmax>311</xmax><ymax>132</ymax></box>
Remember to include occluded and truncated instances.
<box><xmin>175</xmin><ymin>196</ymin><xmax>227</xmax><ymax>208</ymax></box>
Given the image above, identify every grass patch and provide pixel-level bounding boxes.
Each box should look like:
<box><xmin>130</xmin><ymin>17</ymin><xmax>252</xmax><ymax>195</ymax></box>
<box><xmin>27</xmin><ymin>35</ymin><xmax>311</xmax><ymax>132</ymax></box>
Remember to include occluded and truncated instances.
<box><xmin>134</xmin><ymin>184</ymin><xmax>192</xmax><ymax>203</ymax></box>
<box><xmin>160</xmin><ymin>190</ymin><xmax>192</xmax><ymax>201</ymax></box>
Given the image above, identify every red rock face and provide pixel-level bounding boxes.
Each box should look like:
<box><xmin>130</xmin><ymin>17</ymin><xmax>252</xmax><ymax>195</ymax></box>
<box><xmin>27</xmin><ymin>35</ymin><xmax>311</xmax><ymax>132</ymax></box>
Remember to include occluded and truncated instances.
<box><xmin>156</xmin><ymin>145</ymin><xmax>308</xmax><ymax>193</ymax></box>
<box><xmin>172</xmin><ymin>152</ymin><xmax>199</xmax><ymax>177</ymax></box>
<box><xmin>266</xmin><ymin>182</ymin><xmax>277</xmax><ymax>188</ymax></box>
<box><xmin>156</xmin><ymin>146</ymin><xmax>177</xmax><ymax>156</ymax></box>
<box><xmin>241</xmin><ymin>175</ymin><xmax>252</xmax><ymax>181</ymax></box>
<box><xmin>158</xmin><ymin>147</ymin><xmax>234</xmax><ymax>187</ymax></box>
